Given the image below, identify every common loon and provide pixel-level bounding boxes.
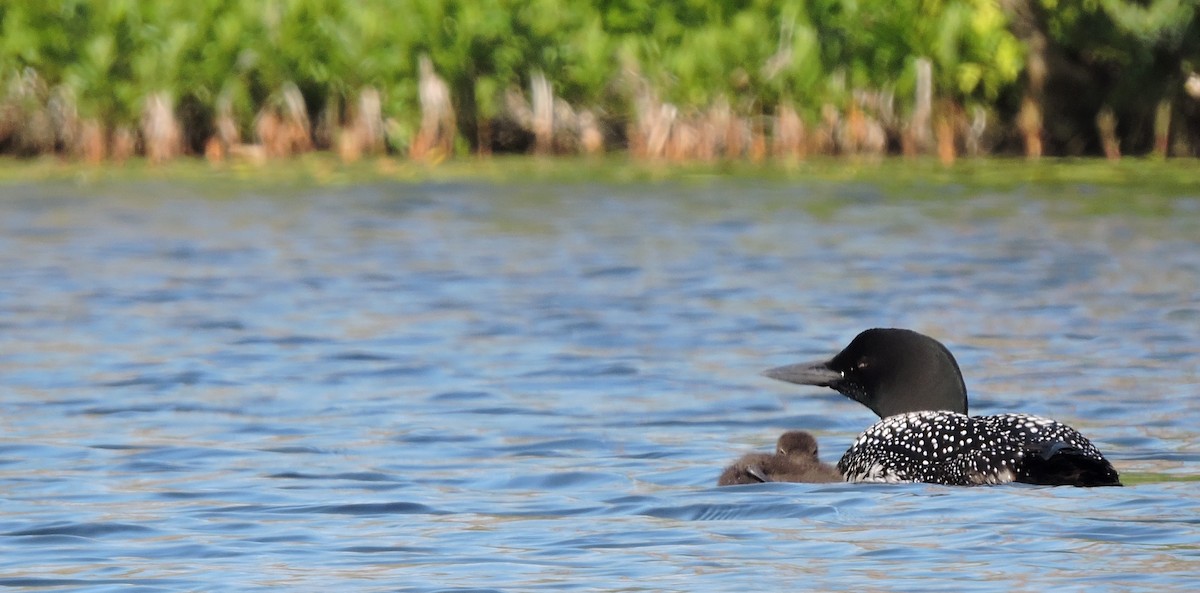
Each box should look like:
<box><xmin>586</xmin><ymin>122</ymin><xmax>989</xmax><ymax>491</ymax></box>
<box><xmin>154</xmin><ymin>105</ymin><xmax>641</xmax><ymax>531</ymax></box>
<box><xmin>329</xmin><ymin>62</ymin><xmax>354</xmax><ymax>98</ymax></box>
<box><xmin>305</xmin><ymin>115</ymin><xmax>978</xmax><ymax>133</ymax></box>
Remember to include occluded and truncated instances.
<box><xmin>764</xmin><ymin>328</ymin><xmax>1121</xmax><ymax>487</ymax></box>
<box><xmin>718</xmin><ymin>430</ymin><xmax>843</xmax><ymax>486</ymax></box>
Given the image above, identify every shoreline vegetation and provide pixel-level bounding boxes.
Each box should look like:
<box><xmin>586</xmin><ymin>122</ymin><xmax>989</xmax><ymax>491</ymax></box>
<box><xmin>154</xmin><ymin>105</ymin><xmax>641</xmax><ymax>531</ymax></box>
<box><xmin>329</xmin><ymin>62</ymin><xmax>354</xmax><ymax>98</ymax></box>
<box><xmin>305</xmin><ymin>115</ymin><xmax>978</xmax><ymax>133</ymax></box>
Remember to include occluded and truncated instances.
<box><xmin>1</xmin><ymin>1</ymin><xmax>1198</xmax><ymax>166</ymax></box>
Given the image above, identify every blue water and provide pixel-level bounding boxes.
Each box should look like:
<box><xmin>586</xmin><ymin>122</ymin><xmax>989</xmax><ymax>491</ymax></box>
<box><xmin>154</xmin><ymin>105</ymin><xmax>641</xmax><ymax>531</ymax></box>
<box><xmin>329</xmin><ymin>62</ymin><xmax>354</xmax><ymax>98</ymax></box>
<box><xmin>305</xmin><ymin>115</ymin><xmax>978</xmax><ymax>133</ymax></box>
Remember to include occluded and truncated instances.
<box><xmin>1</xmin><ymin>177</ymin><xmax>1198</xmax><ymax>591</ymax></box>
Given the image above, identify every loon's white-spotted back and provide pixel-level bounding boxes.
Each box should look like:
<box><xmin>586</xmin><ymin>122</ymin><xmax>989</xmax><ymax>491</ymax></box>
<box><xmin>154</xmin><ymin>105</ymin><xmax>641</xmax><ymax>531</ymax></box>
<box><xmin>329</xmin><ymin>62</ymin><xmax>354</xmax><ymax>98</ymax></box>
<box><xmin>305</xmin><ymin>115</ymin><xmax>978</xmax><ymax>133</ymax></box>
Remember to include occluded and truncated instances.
<box><xmin>765</xmin><ymin>328</ymin><xmax>1121</xmax><ymax>487</ymax></box>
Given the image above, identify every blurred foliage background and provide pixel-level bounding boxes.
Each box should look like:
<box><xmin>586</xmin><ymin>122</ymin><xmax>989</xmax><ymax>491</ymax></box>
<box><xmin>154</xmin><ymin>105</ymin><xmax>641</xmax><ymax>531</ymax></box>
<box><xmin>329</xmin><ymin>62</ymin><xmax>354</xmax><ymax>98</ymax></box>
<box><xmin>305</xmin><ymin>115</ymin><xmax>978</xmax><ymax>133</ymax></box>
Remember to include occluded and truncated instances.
<box><xmin>0</xmin><ymin>0</ymin><xmax>1197</xmax><ymax>162</ymax></box>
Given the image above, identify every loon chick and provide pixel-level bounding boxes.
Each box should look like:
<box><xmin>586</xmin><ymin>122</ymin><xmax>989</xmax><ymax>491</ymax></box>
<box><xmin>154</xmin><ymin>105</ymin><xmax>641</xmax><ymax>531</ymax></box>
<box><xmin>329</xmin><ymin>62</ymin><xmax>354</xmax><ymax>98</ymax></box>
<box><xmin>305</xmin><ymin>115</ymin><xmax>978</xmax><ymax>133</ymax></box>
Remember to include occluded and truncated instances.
<box><xmin>718</xmin><ymin>430</ymin><xmax>843</xmax><ymax>486</ymax></box>
<box><xmin>764</xmin><ymin>328</ymin><xmax>1121</xmax><ymax>487</ymax></box>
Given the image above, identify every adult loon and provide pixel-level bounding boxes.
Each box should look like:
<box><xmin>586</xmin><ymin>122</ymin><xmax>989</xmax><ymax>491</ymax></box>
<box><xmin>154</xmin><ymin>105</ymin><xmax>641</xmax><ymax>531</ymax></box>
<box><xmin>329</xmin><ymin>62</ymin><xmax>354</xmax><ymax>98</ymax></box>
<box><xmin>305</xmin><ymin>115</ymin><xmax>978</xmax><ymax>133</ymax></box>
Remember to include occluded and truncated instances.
<box><xmin>764</xmin><ymin>328</ymin><xmax>1121</xmax><ymax>487</ymax></box>
<box><xmin>718</xmin><ymin>430</ymin><xmax>843</xmax><ymax>486</ymax></box>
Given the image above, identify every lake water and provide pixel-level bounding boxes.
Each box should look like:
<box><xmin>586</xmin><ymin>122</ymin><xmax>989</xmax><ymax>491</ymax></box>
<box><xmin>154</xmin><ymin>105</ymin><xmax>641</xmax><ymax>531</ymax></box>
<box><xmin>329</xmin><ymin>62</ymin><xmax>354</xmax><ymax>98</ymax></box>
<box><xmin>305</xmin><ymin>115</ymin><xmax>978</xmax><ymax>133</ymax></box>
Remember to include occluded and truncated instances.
<box><xmin>1</xmin><ymin>169</ymin><xmax>1198</xmax><ymax>591</ymax></box>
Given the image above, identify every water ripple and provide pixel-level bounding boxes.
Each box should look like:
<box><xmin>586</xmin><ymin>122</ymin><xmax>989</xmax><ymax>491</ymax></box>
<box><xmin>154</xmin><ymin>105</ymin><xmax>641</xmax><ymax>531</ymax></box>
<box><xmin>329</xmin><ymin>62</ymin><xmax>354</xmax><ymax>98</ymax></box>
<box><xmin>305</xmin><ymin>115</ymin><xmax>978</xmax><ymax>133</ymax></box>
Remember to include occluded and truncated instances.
<box><xmin>1</xmin><ymin>179</ymin><xmax>1198</xmax><ymax>591</ymax></box>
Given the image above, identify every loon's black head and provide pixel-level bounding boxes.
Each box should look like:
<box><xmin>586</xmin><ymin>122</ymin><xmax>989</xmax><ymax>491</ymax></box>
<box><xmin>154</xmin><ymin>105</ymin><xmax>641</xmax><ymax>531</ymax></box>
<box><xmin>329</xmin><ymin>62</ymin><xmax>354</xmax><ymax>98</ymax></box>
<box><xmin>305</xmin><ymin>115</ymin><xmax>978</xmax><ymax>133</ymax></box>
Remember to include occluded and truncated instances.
<box><xmin>764</xmin><ymin>328</ymin><xmax>969</xmax><ymax>418</ymax></box>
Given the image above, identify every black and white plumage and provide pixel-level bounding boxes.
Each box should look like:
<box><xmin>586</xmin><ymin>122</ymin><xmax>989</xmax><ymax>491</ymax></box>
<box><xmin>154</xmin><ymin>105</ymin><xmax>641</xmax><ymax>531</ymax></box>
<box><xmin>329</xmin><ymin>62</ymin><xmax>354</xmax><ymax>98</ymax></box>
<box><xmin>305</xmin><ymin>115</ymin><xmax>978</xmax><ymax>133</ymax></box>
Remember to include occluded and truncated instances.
<box><xmin>765</xmin><ymin>328</ymin><xmax>1121</xmax><ymax>487</ymax></box>
<box><xmin>838</xmin><ymin>410</ymin><xmax>1116</xmax><ymax>486</ymax></box>
<box><xmin>717</xmin><ymin>430</ymin><xmax>843</xmax><ymax>486</ymax></box>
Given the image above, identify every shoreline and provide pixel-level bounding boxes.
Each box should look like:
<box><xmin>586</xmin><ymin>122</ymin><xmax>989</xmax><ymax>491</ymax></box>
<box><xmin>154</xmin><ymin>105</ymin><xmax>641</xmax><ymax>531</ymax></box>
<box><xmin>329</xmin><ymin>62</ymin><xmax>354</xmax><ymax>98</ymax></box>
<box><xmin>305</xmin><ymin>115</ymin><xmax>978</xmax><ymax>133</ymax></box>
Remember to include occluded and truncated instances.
<box><xmin>0</xmin><ymin>153</ymin><xmax>1196</xmax><ymax>197</ymax></box>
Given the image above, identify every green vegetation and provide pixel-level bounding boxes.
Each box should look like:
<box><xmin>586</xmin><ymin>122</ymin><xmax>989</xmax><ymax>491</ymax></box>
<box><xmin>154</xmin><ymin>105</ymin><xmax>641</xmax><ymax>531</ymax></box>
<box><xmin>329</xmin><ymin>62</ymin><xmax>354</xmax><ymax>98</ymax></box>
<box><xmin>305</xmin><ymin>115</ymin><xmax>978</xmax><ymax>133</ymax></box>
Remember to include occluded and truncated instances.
<box><xmin>0</xmin><ymin>1</ymin><xmax>1197</xmax><ymax>163</ymax></box>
